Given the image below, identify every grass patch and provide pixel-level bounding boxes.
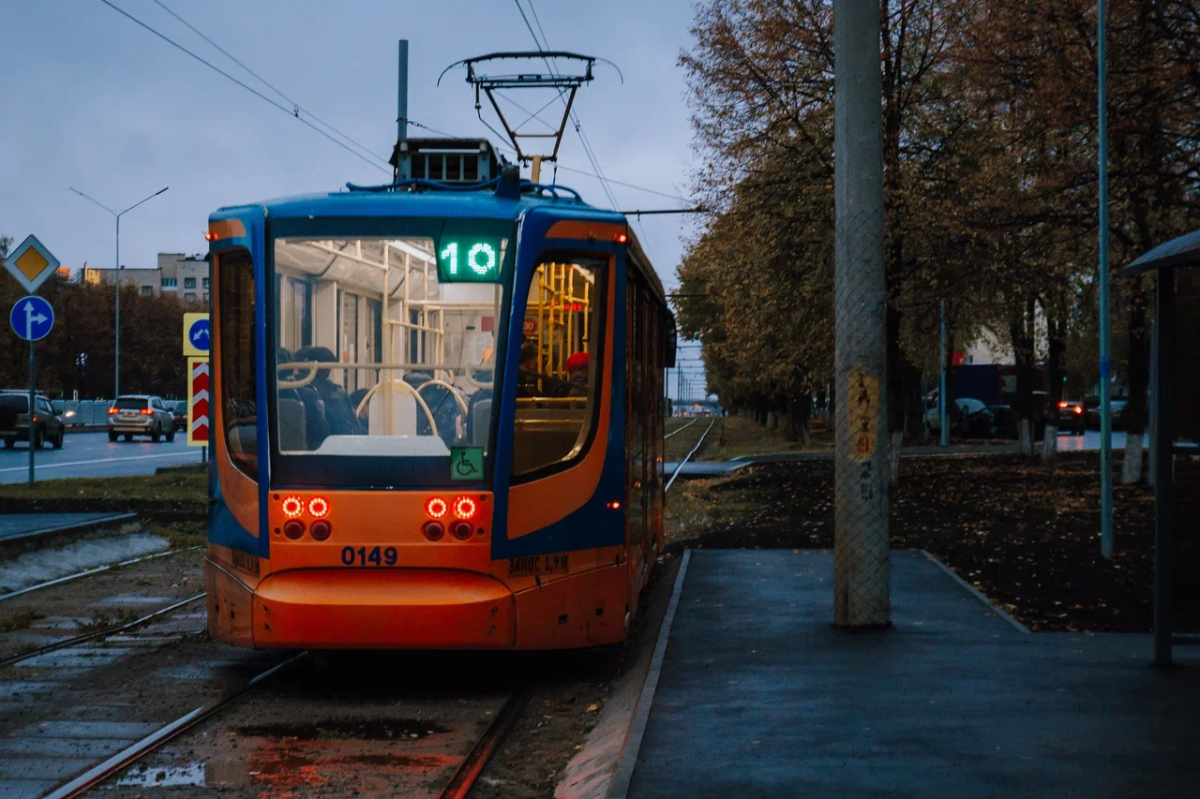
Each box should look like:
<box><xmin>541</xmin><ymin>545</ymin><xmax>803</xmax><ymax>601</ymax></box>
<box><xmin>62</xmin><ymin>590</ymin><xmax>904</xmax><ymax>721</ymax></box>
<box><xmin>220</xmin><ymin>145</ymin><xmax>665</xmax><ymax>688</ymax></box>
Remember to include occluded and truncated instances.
<box><xmin>0</xmin><ymin>472</ymin><xmax>206</xmax><ymax>528</ymax></box>
<box><xmin>0</xmin><ymin>608</ymin><xmax>45</xmax><ymax>632</ymax></box>
<box><xmin>698</xmin><ymin>416</ymin><xmax>833</xmax><ymax>461</ymax></box>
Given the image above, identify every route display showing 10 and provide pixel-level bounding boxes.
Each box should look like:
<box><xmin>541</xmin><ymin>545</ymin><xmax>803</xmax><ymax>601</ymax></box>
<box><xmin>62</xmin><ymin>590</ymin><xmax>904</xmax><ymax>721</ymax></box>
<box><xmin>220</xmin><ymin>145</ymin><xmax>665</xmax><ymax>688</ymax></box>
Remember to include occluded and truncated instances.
<box><xmin>437</xmin><ymin>237</ymin><xmax>502</xmax><ymax>283</ymax></box>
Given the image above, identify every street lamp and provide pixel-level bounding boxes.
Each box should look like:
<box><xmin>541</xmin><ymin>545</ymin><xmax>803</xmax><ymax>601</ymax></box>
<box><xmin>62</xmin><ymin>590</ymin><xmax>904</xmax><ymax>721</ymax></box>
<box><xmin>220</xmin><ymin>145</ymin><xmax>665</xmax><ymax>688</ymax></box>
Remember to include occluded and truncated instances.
<box><xmin>69</xmin><ymin>186</ymin><xmax>169</xmax><ymax>397</ymax></box>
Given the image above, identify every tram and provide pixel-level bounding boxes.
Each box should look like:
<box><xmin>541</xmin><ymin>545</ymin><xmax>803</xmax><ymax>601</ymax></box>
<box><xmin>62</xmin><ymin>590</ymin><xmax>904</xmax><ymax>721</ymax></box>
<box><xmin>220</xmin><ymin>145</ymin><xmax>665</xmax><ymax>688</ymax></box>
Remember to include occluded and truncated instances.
<box><xmin>205</xmin><ymin>150</ymin><xmax>675</xmax><ymax>650</ymax></box>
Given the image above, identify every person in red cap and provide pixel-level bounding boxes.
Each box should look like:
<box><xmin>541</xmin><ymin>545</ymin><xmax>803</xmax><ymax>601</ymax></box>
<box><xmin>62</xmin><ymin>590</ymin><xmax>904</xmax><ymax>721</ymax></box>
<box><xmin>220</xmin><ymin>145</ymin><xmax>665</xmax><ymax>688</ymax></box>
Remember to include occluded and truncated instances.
<box><xmin>565</xmin><ymin>352</ymin><xmax>589</xmax><ymax>396</ymax></box>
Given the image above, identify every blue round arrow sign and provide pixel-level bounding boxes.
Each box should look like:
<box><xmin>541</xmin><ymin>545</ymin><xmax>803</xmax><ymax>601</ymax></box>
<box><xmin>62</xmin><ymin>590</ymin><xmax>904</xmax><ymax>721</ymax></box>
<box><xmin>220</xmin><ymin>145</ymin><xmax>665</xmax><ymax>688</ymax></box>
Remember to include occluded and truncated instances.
<box><xmin>9</xmin><ymin>296</ymin><xmax>54</xmax><ymax>342</ymax></box>
<box><xmin>187</xmin><ymin>317</ymin><xmax>210</xmax><ymax>354</ymax></box>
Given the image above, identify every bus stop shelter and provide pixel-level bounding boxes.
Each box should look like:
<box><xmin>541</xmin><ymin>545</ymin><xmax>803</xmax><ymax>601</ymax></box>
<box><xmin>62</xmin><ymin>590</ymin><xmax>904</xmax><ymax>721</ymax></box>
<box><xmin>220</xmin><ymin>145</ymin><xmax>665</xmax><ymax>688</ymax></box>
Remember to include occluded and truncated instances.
<box><xmin>1119</xmin><ymin>230</ymin><xmax>1200</xmax><ymax>665</ymax></box>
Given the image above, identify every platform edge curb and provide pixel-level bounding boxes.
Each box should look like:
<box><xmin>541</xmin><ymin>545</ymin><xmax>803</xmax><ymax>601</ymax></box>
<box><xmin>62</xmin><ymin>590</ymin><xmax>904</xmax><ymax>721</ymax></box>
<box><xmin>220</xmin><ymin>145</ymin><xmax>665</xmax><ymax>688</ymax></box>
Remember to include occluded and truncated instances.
<box><xmin>920</xmin><ymin>549</ymin><xmax>1030</xmax><ymax>633</ymax></box>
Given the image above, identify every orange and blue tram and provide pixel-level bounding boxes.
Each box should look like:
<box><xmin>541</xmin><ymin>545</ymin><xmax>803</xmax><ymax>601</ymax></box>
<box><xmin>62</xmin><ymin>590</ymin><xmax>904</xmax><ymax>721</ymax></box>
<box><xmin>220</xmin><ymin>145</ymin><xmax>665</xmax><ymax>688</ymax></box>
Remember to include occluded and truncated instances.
<box><xmin>205</xmin><ymin>162</ymin><xmax>675</xmax><ymax>650</ymax></box>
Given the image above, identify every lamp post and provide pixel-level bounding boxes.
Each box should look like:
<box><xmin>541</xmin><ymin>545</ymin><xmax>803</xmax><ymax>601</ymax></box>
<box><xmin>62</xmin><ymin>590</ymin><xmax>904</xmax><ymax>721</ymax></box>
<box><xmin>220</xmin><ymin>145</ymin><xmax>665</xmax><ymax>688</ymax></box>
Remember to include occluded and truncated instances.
<box><xmin>1097</xmin><ymin>0</ymin><xmax>1113</xmax><ymax>558</ymax></box>
<box><xmin>69</xmin><ymin>186</ymin><xmax>169</xmax><ymax>397</ymax></box>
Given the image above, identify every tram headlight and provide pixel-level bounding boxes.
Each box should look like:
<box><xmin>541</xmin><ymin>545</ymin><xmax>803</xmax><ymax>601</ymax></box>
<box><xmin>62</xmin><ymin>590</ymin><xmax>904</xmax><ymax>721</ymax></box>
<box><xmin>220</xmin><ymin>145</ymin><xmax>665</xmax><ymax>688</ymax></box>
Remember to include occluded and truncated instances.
<box><xmin>423</xmin><ymin>520</ymin><xmax>445</xmax><ymax>541</ymax></box>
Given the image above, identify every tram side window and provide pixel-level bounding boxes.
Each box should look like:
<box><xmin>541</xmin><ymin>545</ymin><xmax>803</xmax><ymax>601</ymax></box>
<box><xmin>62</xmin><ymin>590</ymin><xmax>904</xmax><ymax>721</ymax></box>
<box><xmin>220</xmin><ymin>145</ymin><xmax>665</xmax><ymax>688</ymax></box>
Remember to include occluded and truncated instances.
<box><xmin>512</xmin><ymin>258</ymin><xmax>606</xmax><ymax>478</ymax></box>
<box><xmin>218</xmin><ymin>248</ymin><xmax>258</xmax><ymax>479</ymax></box>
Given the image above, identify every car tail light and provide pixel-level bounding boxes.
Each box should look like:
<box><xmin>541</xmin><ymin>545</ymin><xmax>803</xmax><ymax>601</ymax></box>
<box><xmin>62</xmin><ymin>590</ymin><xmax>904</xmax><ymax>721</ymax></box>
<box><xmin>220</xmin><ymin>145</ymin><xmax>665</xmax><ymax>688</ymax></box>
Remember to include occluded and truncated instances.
<box><xmin>310</xmin><ymin>520</ymin><xmax>332</xmax><ymax>541</ymax></box>
<box><xmin>31</xmin><ymin>416</ymin><xmax>38</xmax><ymax>423</ymax></box>
<box><xmin>283</xmin><ymin>519</ymin><xmax>305</xmax><ymax>540</ymax></box>
<box><xmin>1074</xmin><ymin>406</ymin><xmax>1083</xmax><ymax>414</ymax></box>
<box><xmin>107</xmin><ymin>407</ymin><xmax>118</xmax><ymax>415</ymax></box>
<box><xmin>308</xmin><ymin>497</ymin><xmax>330</xmax><ymax>518</ymax></box>
<box><xmin>140</xmin><ymin>408</ymin><xmax>154</xmax><ymax>415</ymax></box>
<box><xmin>423</xmin><ymin>520</ymin><xmax>445</xmax><ymax>541</ymax></box>
<box><xmin>1058</xmin><ymin>401</ymin><xmax>1068</xmax><ymax>408</ymax></box>
<box><xmin>451</xmin><ymin>521</ymin><xmax>473</xmax><ymax>540</ymax></box>
<box><xmin>281</xmin><ymin>496</ymin><xmax>304</xmax><ymax>518</ymax></box>
<box><xmin>453</xmin><ymin>496</ymin><xmax>477</xmax><ymax>520</ymax></box>
<box><xmin>426</xmin><ymin>497</ymin><xmax>448</xmax><ymax>519</ymax></box>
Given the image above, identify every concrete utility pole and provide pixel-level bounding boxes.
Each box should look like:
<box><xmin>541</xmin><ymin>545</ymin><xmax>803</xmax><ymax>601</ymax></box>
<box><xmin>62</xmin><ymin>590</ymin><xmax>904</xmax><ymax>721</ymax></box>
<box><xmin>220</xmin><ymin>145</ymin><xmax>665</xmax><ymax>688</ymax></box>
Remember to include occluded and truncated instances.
<box><xmin>832</xmin><ymin>0</ymin><xmax>890</xmax><ymax>627</ymax></box>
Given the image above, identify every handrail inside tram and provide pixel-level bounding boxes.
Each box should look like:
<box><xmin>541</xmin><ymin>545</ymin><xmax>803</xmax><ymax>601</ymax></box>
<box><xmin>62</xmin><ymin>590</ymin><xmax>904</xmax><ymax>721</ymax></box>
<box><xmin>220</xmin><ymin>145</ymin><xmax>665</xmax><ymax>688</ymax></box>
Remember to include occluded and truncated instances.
<box><xmin>415</xmin><ymin>378</ymin><xmax>471</xmax><ymax>416</ymax></box>
<box><xmin>352</xmin><ymin>379</ymin><xmax>439</xmax><ymax>436</ymax></box>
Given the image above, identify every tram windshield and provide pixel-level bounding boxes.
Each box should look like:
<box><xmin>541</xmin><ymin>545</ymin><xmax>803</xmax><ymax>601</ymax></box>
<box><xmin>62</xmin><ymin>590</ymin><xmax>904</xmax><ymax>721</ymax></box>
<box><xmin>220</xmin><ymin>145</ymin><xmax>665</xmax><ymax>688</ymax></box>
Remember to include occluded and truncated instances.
<box><xmin>269</xmin><ymin>224</ymin><xmax>510</xmax><ymax>487</ymax></box>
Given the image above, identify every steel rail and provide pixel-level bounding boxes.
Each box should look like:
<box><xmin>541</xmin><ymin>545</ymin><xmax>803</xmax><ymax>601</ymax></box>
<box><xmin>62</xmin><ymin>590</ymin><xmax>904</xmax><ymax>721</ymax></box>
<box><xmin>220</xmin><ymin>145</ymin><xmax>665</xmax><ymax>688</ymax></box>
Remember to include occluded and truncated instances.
<box><xmin>665</xmin><ymin>418</ymin><xmax>717</xmax><ymax>493</ymax></box>
<box><xmin>0</xmin><ymin>546</ymin><xmax>202</xmax><ymax>603</ymax></box>
<box><xmin>42</xmin><ymin>651</ymin><xmax>308</xmax><ymax>799</ymax></box>
<box><xmin>663</xmin><ymin>418</ymin><xmax>697</xmax><ymax>439</ymax></box>
<box><xmin>437</xmin><ymin>688</ymin><xmax>531</xmax><ymax>799</ymax></box>
<box><xmin>0</xmin><ymin>592</ymin><xmax>206</xmax><ymax>668</ymax></box>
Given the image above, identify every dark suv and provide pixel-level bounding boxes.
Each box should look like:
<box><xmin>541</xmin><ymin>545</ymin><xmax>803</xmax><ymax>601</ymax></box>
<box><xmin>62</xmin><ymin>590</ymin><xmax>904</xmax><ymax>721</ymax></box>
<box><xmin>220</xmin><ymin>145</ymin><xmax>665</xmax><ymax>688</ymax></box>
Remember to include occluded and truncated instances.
<box><xmin>0</xmin><ymin>392</ymin><xmax>65</xmax><ymax>449</ymax></box>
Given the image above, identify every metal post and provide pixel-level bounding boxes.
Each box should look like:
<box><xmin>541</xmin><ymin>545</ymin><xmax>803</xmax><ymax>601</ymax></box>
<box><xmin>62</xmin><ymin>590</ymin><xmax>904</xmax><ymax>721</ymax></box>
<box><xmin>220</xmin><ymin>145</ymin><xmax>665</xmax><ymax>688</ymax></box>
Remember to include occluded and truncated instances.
<box><xmin>939</xmin><ymin>299</ymin><xmax>949</xmax><ymax>447</ymax></box>
<box><xmin>397</xmin><ymin>39</ymin><xmax>409</xmax><ymax>143</ymax></box>
<box><xmin>114</xmin><ymin>215</ymin><xmax>121</xmax><ymax>398</ymax></box>
<box><xmin>1152</xmin><ymin>268</ymin><xmax>1175</xmax><ymax>666</ymax></box>
<box><xmin>28</xmin><ymin>340</ymin><xmax>35</xmax><ymax>487</ymax></box>
<box><xmin>833</xmin><ymin>0</ymin><xmax>890</xmax><ymax>627</ymax></box>
<box><xmin>1098</xmin><ymin>0</ymin><xmax>1114</xmax><ymax>559</ymax></box>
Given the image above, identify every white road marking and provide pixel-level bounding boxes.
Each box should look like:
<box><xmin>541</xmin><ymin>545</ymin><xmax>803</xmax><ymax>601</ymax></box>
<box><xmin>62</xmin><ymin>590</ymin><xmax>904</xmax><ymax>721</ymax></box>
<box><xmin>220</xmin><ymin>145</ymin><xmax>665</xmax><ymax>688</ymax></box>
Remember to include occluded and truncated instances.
<box><xmin>0</xmin><ymin>451</ymin><xmax>191</xmax><ymax>474</ymax></box>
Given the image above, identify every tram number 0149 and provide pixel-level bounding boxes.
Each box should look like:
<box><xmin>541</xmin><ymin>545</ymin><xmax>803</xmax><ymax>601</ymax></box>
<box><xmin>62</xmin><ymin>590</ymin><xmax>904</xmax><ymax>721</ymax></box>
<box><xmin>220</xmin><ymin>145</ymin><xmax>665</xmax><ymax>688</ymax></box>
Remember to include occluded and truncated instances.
<box><xmin>341</xmin><ymin>546</ymin><xmax>398</xmax><ymax>567</ymax></box>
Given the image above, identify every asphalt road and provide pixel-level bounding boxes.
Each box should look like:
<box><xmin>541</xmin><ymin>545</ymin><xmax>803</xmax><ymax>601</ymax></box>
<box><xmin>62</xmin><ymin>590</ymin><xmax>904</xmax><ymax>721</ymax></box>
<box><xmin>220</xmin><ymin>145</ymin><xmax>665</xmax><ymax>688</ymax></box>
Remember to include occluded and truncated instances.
<box><xmin>0</xmin><ymin>431</ymin><xmax>203</xmax><ymax>484</ymax></box>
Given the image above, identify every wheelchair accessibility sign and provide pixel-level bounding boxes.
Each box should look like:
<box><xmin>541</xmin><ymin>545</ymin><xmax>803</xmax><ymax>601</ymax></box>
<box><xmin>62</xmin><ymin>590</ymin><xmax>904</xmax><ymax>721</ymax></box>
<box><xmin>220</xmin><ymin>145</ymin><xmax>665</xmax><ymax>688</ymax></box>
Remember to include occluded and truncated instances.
<box><xmin>451</xmin><ymin>447</ymin><xmax>484</xmax><ymax>480</ymax></box>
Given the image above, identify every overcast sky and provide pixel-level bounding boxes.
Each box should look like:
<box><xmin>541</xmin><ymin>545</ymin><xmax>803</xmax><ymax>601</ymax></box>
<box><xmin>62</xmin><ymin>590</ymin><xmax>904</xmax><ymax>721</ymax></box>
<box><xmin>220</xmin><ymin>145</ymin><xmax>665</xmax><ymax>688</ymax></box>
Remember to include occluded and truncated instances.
<box><xmin>0</xmin><ymin>0</ymin><xmax>708</xmax><ymax>398</ymax></box>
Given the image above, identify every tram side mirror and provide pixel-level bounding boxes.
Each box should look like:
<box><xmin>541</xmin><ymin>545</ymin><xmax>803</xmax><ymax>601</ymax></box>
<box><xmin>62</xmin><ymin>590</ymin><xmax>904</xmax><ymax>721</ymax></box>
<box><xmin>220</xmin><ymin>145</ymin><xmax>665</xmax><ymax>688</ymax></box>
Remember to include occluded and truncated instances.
<box><xmin>665</xmin><ymin>319</ymin><xmax>678</xmax><ymax>368</ymax></box>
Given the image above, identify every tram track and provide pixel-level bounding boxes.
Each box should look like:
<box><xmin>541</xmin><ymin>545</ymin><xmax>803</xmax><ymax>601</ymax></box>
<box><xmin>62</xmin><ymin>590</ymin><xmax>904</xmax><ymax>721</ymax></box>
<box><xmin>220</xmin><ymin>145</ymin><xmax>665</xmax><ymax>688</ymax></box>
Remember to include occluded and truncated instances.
<box><xmin>666</xmin><ymin>417</ymin><xmax>717</xmax><ymax>493</ymax></box>
<box><xmin>663</xmin><ymin>417</ymin><xmax>697</xmax><ymax>439</ymax></box>
<box><xmin>0</xmin><ymin>546</ymin><xmax>202</xmax><ymax>603</ymax></box>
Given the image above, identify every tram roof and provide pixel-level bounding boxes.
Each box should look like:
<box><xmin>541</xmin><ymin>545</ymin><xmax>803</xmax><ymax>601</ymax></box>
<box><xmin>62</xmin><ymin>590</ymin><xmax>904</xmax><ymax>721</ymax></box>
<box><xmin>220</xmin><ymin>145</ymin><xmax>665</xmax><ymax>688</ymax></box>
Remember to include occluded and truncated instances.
<box><xmin>211</xmin><ymin>186</ymin><xmax>666</xmax><ymax>303</ymax></box>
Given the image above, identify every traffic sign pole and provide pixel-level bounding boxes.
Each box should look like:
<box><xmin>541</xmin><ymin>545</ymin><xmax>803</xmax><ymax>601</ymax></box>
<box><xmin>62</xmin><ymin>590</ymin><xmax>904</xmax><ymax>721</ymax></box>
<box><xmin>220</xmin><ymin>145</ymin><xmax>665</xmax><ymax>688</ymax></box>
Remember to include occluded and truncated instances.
<box><xmin>28</xmin><ymin>340</ymin><xmax>35</xmax><ymax>487</ymax></box>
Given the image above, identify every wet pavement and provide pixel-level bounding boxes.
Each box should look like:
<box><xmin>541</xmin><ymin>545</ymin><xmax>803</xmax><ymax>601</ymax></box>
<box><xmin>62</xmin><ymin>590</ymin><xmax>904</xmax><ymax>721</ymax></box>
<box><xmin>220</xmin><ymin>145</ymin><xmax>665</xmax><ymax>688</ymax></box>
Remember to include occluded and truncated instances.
<box><xmin>0</xmin><ymin>432</ymin><xmax>202</xmax><ymax>484</ymax></box>
<box><xmin>625</xmin><ymin>550</ymin><xmax>1200</xmax><ymax>798</ymax></box>
<box><xmin>0</xmin><ymin>513</ymin><xmax>135</xmax><ymax>543</ymax></box>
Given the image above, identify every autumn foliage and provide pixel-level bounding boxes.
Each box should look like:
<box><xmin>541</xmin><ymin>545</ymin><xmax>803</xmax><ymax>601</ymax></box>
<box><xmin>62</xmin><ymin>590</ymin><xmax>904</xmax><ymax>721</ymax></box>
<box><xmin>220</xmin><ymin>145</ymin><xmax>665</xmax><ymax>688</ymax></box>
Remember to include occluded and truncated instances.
<box><xmin>676</xmin><ymin>0</ymin><xmax>1200</xmax><ymax>458</ymax></box>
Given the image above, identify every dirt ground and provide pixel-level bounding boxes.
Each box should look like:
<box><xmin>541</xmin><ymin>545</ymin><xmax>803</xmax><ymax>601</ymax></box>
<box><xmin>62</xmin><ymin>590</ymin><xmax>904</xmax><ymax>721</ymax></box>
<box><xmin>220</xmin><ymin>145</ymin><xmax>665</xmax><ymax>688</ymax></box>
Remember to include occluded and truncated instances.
<box><xmin>665</xmin><ymin>451</ymin><xmax>1197</xmax><ymax>633</ymax></box>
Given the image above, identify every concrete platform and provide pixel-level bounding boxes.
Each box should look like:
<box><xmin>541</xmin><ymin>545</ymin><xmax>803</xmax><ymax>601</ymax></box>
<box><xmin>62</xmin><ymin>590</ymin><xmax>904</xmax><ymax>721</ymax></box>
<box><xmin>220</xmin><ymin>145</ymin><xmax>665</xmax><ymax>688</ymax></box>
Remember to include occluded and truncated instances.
<box><xmin>0</xmin><ymin>513</ymin><xmax>135</xmax><ymax>543</ymax></box>
<box><xmin>623</xmin><ymin>550</ymin><xmax>1200</xmax><ymax>799</ymax></box>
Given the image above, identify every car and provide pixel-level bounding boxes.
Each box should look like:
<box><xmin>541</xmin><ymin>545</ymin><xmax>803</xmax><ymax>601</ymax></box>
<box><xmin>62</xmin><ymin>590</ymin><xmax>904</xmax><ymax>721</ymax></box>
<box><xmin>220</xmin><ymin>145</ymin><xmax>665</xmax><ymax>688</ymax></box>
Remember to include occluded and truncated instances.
<box><xmin>107</xmin><ymin>395</ymin><xmax>176</xmax><ymax>442</ymax></box>
<box><xmin>0</xmin><ymin>392</ymin><xmax>65</xmax><ymax>449</ymax></box>
<box><xmin>1057</xmin><ymin>400</ymin><xmax>1086</xmax><ymax>434</ymax></box>
<box><xmin>171</xmin><ymin>400</ymin><xmax>189</xmax><ymax>432</ymax></box>
<box><xmin>923</xmin><ymin>394</ymin><xmax>987</xmax><ymax>437</ymax></box>
<box><xmin>1086</xmin><ymin>398</ymin><xmax>1127</xmax><ymax>430</ymax></box>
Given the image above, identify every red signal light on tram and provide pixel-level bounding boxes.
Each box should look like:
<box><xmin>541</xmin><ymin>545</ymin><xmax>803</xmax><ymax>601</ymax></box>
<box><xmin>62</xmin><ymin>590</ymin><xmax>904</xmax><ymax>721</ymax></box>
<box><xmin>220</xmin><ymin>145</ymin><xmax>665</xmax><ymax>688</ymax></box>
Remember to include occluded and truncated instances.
<box><xmin>606</xmin><ymin>501</ymin><xmax>622</xmax><ymax>510</ymax></box>
<box><xmin>615</xmin><ymin>232</ymin><xmax>629</xmax><ymax>244</ymax></box>
<box><xmin>204</xmin><ymin>231</ymin><xmax>218</xmax><ymax>242</ymax></box>
<box><xmin>281</xmin><ymin>496</ymin><xmax>304</xmax><ymax>519</ymax></box>
<box><xmin>308</xmin><ymin>497</ymin><xmax>330</xmax><ymax>518</ymax></box>
<box><xmin>453</xmin><ymin>496</ymin><xmax>478</xmax><ymax>520</ymax></box>
<box><xmin>426</xmin><ymin>497</ymin><xmax>448</xmax><ymax>519</ymax></box>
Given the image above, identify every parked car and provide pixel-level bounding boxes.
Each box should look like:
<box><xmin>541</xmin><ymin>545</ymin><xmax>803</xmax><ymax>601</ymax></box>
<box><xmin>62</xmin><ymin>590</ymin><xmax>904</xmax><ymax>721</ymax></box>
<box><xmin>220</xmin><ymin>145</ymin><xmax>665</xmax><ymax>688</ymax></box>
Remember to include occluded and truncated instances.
<box><xmin>1086</xmin><ymin>399</ymin><xmax>1127</xmax><ymax>430</ymax></box>
<box><xmin>171</xmin><ymin>400</ymin><xmax>189</xmax><ymax>432</ymax></box>
<box><xmin>1057</xmin><ymin>400</ymin><xmax>1087</xmax><ymax>434</ymax></box>
<box><xmin>923</xmin><ymin>394</ymin><xmax>987</xmax><ymax>437</ymax></box>
<box><xmin>107</xmin><ymin>395</ymin><xmax>176</xmax><ymax>442</ymax></box>
<box><xmin>0</xmin><ymin>392</ymin><xmax>65</xmax><ymax>449</ymax></box>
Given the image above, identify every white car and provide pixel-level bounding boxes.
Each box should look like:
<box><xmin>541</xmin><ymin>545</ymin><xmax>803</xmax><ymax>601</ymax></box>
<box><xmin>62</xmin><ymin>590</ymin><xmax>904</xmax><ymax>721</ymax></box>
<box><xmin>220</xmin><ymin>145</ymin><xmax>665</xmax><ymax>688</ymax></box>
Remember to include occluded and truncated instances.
<box><xmin>923</xmin><ymin>395</ymin><xmax>987</xmax><ymax>436</ymax></box>
<box><xmin>108</xmin><ymin>395</ymin><xmax>176</xmax><ymax>443</ymax></box>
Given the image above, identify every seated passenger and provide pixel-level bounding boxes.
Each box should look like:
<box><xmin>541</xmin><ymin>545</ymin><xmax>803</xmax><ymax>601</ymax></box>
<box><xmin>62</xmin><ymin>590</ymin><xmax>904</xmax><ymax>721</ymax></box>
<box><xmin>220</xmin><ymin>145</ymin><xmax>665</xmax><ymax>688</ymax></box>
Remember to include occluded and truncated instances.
<box><xmin>517</xmin><ymin>341</ymin><xmax>541</xmax><ymax>398</ymax></box>
<box><xmin>294</xmin><ymin>346</ymin><xmax>360</xmax><ymax>436</ymax></box>
<box><xmin>565</xmin><ymin>352</ymin><xmax>589</xmax><ymax>397</ymax></box>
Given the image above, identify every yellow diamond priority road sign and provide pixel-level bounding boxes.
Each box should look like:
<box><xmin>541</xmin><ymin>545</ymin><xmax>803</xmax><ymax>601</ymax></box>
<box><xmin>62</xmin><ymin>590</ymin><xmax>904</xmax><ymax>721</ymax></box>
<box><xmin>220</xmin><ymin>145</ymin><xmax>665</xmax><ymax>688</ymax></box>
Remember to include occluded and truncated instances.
<box><xmin>2</xmin><ymin>235</ymin><xmax>60</xmax><ymax>294</ymax></box>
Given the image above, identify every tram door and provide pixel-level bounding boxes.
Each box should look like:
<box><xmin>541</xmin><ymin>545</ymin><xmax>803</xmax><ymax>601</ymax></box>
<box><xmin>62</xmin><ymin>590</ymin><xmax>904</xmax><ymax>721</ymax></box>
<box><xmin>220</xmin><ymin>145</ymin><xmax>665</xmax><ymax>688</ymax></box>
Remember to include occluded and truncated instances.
<box><xmin>626</xmin><ymin>272</ymin><xmax>656</xmax><ymax>603</ymax></box>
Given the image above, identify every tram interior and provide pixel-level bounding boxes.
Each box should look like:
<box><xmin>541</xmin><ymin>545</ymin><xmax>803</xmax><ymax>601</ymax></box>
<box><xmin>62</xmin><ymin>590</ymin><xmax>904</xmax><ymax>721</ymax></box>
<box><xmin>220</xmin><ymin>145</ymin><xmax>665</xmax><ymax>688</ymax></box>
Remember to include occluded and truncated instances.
<box><xmin>270</xmin><ymin>236</ymin><xmax>601</xmax><ymax>475</ymax></box>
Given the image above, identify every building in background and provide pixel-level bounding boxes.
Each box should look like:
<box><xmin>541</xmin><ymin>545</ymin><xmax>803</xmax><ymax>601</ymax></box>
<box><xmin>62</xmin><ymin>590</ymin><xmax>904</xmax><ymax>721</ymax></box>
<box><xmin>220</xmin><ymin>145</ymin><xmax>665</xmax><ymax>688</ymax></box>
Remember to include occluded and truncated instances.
<box><xmin>84</xmin><ymin>253</ymin><xmax>209</xmax><ymax>302</ymax></box>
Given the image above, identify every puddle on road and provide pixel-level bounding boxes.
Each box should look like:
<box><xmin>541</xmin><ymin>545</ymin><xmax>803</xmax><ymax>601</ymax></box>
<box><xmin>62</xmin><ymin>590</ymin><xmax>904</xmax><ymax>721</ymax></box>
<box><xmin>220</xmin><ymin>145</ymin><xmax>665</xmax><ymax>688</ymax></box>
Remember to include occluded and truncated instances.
<box><xmin>235</xmin><ymin>718</ymin><xmax>451</xmax><ymax>741</ymax></box>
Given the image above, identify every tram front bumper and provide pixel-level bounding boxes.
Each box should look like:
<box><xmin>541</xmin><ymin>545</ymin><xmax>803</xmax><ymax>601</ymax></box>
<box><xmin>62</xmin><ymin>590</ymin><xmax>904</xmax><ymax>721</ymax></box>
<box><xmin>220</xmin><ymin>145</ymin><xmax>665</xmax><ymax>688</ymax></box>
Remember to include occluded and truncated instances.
<box><xmin>252</xmin><ymin>568</ymin><xmax>514</xmax><ymax>649</ymax></box>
